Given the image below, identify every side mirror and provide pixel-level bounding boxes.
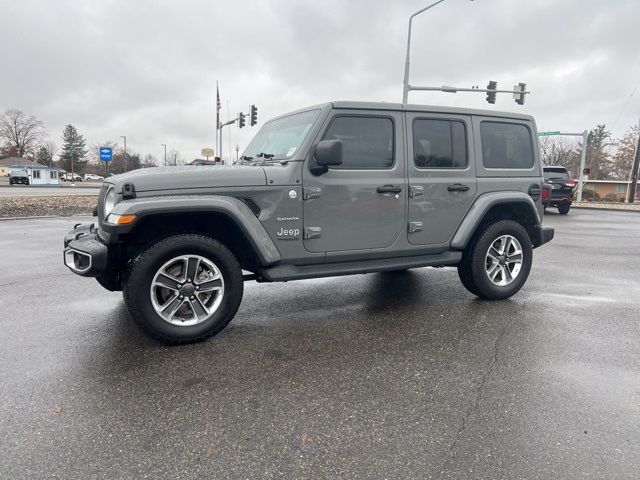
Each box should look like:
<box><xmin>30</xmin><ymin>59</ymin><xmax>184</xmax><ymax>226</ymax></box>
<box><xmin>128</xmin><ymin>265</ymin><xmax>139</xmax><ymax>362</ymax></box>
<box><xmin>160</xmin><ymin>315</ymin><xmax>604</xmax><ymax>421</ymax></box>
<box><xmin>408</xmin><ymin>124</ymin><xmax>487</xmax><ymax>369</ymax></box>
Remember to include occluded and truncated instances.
<box><xmin>312</xmin><ymin>139</ymin><xmax>343</xmax><ymax>175</ymax></box>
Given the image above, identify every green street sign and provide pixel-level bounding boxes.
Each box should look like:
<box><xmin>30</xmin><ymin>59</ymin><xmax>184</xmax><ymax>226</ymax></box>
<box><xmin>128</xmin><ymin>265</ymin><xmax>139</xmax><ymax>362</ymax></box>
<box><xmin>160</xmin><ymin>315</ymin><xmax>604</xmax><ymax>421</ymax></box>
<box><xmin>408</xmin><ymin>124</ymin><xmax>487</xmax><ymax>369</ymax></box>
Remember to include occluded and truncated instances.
<box><xmin>538</xmin><ymin>131</ymin><xmax>561</xmax><ymax>136</ymax></box>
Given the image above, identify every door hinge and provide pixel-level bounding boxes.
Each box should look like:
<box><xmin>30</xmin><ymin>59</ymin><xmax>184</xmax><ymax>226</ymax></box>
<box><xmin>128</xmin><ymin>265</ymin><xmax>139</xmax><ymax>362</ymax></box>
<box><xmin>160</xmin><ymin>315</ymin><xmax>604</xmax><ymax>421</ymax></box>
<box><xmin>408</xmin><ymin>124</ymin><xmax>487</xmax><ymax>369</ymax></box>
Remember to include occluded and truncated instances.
<box><xmin>303</xmin><ymin>227</ymin><xmax>322</xmax><ymax>239</ymax></box>
<box><xmin>408</xmin><ymin>221</ymin><xmax>423</xmax><ymax>233</ymax></box>
<box><xmin>408</xmin><ymin>185</ymin><xmax>424</xmax><ymax>198</ymax></box>
<box><xmin>303</xmin><ymin>187</ymin><xmax>321</xmax><ymax>200</ymax></box>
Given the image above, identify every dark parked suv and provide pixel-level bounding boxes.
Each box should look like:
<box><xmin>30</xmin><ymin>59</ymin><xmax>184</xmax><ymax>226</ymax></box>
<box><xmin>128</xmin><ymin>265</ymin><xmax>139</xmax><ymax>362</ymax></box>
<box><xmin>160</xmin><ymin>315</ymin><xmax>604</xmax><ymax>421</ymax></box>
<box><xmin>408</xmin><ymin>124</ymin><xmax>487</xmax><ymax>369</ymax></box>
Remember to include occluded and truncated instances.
<box><xmin>543</xmin><ymin>166</ymin><xmax>575</xmax><ymax>214</ymax></box>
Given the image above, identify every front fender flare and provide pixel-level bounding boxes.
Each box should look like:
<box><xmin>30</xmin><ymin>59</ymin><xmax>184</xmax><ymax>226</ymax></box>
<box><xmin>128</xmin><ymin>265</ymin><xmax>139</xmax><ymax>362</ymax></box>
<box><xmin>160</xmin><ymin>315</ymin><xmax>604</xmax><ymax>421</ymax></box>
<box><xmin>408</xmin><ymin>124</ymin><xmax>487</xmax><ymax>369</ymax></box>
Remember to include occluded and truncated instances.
<box><xmin>104</xmin><ymin>195</ymin><xmax>281</xmax><ymax>266</ymax></box>
<box><xmin>450</xmin><ymin>192</ymin><xmax>541</xmax><ymax>250</ymax></box>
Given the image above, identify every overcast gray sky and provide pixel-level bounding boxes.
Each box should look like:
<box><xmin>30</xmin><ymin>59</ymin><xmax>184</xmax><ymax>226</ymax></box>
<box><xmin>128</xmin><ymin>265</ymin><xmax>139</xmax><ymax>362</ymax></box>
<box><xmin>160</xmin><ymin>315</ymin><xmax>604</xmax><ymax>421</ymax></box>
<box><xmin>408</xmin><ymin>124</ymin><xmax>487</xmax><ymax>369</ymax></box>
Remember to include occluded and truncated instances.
<box><xmin>2</xmin><ymin>0</ymin><xmax>639</xmax><ymax>162</ymax></box>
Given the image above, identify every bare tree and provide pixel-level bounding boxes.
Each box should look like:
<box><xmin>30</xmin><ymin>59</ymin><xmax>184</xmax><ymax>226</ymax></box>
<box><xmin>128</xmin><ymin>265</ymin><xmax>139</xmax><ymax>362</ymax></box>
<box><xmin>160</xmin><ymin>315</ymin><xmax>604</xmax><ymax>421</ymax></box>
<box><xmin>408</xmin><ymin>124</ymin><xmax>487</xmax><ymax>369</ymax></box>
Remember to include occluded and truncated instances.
<box><xmin>141</xmin><ymin>153</ymin><xmax>158</xmax><ymax>168</ymax></box>
<box><xmin>611</xmin><ymin>124</ymin><xmax>640</xmax><ymax>180</ymax></box>
<box><xmin>0</xmin><ymin>109</ymin><xmax>46</xmax><ymax>157</ymax></box>
<box><xmin>539</xmin><ymin>136</ymin><xmax>580</xmax><ymax>177</ymax></box>
<box><xmin>167</xmin><ymin>149</ymin><xmax>182</xmax><ymax>166</ymax></box>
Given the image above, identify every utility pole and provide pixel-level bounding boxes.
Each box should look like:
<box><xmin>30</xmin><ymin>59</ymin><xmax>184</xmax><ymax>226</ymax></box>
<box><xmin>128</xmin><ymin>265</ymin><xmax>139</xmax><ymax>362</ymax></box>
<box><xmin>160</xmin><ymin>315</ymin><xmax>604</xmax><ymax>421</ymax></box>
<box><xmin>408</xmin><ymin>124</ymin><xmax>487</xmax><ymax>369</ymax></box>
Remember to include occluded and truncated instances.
<box><xmin>120</xmin><ymin>135</ymin><xmax>127</xmax><ymax>172</ymax></box>
<box><xmin>161</xmin><ymin>144</ymin><xmax>167</xmax><ymax>166</ymax></box>
<box><xmin>627</xmin><ymin>128</ymin><xmax>640</xmax><ymax>203</ymax></box>
<box><xmin>577</xmin><ymin>130</ymin><xmax>588</xmax><ymax>202</ymax></box>
<box><xmin>70</xmin><ymin>145</ymin><xmax>76</xmax><ymax>186</ymax></box>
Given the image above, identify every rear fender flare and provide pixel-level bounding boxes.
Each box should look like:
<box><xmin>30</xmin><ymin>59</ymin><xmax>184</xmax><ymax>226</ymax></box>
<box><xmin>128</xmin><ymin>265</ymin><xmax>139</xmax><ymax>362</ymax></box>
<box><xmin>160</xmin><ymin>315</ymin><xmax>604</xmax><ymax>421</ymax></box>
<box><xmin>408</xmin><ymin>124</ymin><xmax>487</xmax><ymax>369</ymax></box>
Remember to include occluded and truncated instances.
<box><xmin>450</xmin><ymin>192</ymin><xmax>541</xmax><ymax>250</ymax></box>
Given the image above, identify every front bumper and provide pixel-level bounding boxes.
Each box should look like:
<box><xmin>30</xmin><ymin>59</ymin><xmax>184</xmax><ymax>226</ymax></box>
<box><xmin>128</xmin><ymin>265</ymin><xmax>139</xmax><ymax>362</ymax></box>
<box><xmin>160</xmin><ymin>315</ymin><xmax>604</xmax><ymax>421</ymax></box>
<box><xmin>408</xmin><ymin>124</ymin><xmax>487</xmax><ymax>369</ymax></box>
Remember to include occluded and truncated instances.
<box><xmin>63</xmin><ymin>223</ymin><xmax>108</xmax><ymax>276</ymax></box>
<box><xmin>532</xmin><ymin>225</ymin><xmax>554</xmax><ymax>248</ymax></box>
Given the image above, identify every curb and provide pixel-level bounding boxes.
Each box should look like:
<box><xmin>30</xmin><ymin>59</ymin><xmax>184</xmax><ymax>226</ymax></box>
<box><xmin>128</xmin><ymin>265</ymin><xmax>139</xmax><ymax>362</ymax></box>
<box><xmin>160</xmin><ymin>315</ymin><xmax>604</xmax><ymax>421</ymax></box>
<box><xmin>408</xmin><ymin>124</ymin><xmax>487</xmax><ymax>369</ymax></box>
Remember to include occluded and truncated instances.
<box><xmin>572</xmin><ymin>205</ymin><xmax>640</xmax><ymax>213</ymax></box>
<box><xmin>0</xmin><ymin>215</ymin><xmax>93</xmax><ymax>221</ymax></box>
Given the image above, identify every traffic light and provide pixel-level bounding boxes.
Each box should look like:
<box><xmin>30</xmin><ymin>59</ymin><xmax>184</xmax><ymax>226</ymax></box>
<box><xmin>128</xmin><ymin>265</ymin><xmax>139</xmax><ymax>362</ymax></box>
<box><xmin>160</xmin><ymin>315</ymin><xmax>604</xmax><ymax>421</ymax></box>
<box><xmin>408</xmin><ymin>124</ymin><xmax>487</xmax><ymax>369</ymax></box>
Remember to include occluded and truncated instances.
<box><xmin>514</xmin><ymin>83</ymin><xmax>526</xmax><ymax>105</ymax></box>
<box><xmin>250</xmin><ymin>105</ymin><xmax>257</xmax><ymax>126</ymax></box>
<box><xmin>238</xmin><ymin>112</ymin><xmax>245</xmax><ymax>128</ymax></box>
<box><xmin>486</xmin><ymin>81</ymin><xmax>497</xmax><ymax>104</ymax></box>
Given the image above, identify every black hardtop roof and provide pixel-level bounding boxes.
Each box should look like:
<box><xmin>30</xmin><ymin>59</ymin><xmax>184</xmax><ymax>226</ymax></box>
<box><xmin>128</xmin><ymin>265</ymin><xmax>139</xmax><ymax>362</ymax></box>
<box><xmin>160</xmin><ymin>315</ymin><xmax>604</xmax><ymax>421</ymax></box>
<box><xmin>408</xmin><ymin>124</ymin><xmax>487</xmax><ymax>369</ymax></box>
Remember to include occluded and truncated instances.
<box><xmin>330</xmin><ymin>101</ymin><xmax>534</xmax><ymax>121</ymax></box>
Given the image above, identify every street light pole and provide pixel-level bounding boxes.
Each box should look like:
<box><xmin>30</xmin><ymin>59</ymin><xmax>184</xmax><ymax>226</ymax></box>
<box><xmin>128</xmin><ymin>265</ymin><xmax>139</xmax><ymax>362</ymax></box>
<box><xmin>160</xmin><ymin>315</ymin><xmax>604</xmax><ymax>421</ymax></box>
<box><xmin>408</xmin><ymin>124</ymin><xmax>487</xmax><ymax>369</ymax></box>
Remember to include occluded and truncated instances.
<box><xmin>402</xmin><ymin>0</ymin><xmax>447</xmax><ymax>104</ymax></box>
<box><xmin>120</xmin><ymin>135</ymin><xmax>127</xmax><ymax>172</ymax></box>
<box><xmin>577</xmin><ymin>130</ymin><xmax>588</xmax><ymax>202</ymax></box>
<box><xmin>161</xmin><ymin>144</ymin><xmax>167</xmax><ymax>166</ymax></box>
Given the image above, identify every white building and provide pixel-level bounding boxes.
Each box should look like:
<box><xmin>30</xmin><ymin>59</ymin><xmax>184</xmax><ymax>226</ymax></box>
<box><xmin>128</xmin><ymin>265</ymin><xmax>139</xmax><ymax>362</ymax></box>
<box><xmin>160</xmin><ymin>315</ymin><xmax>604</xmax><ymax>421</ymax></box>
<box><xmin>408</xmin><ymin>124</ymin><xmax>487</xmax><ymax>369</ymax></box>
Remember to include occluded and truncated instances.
<box><xmin>21</xmin><ymin>165</ymin><xmax>62</xmax><ymax>185</ymax></box>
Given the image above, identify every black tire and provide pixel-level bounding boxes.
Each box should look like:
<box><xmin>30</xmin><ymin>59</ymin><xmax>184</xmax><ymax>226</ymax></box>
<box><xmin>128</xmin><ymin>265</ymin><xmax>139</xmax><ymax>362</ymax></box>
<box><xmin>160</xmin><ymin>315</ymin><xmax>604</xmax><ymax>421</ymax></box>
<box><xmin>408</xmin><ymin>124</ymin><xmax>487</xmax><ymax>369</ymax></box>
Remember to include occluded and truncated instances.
<box><xmin>457</xmin><ymin>220</ymin><xmax>532</xmax><ymax>300</ymax></box>
<box><xmin>123</xmin><ymin>234</ymin><xmax>244</xmax><ymax>344</ymax></box>
<box><xmin>557</xmin><ymin>203</ymin><xmax>570</xmax><ymax>215</ymax></box>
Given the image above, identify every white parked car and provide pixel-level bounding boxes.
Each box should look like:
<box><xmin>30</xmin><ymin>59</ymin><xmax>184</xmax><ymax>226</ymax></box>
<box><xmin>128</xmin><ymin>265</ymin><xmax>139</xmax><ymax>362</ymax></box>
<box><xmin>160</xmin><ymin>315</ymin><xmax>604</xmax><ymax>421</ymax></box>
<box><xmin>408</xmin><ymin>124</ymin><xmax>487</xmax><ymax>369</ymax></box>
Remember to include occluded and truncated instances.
<box><xmin>84</xmin><ymin>174</ymin><xmax>104</xmax><ymax>181</ymax></box>
<box><xmin>61</xmin><ymin>173</ymin><xmax>83</xmax><ymax>182</ymax></box>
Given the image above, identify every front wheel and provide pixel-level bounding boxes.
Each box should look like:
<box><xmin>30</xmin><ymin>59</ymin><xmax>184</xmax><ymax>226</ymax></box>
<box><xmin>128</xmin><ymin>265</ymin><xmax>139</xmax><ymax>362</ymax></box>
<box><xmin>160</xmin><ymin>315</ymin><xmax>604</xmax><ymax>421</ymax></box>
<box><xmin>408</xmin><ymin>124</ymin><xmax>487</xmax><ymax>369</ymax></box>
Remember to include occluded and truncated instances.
<box><xmin>457</xmin><ymin>220</ymin><xmax>532</xmax><ymax>300</ymax></box>
<box><xmin>123</xmin><ymin>234</ymin><xmax>244</xmax><ymax>344</ymax></box>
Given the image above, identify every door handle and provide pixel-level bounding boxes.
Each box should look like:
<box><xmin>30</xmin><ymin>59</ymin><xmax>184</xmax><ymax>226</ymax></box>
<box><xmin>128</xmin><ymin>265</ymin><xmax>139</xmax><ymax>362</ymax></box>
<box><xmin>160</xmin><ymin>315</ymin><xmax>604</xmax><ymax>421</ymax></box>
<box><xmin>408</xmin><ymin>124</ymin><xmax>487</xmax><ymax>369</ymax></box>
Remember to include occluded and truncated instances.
<box><xmin>447</xmin><ymin>183</ymin><xmax>470</xmax><ymax>192</ymax></box>
<box><xmin>377</xmin><ymin>184</ymin><xmax>403</xmax><ymax>194</ymax></box>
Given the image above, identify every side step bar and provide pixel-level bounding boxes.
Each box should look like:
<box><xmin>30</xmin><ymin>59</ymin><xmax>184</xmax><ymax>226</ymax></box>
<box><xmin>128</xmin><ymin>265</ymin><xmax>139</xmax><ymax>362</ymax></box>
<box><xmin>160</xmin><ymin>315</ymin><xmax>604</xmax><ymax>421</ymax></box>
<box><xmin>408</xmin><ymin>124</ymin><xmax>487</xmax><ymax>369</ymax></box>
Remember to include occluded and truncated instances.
<box><xmin>260</xmin><ymin>251</ymin><xmax>461</xmax><ymax>282</ymax></box>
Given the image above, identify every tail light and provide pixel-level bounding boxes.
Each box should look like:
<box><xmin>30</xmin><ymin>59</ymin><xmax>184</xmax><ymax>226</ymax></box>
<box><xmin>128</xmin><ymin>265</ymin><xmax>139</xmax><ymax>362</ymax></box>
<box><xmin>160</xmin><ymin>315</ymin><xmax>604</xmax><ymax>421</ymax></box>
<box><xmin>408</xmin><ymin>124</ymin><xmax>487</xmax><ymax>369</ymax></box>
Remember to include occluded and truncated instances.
<box><xmin>541</xmin><ymin>186</ymin><xmax>549</xmax><ymax>201</ymax></box>
<box><xmin>565</xmin><ymin>178</ymin><xmax>576</xmax><ymax>188</ymax></box>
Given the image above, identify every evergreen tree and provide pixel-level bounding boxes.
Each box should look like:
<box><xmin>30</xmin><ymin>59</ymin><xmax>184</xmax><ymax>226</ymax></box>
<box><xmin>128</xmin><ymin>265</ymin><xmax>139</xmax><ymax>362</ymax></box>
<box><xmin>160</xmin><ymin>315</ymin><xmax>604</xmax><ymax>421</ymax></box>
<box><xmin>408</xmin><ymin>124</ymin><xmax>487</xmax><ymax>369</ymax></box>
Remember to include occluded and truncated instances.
<box><xmin>59</xmin><ymin>124</ymin><xmax>88</xmax><ymax>173</ymax></box>
<box><xmin>584</xmin><ymin>125</ymin><xmax>613</xmax><ymax>179</ymax></box>
<box><xmin>36</xmin><ymin>147</ymin><xmax>53</xmax><ymax>167</ymax></box>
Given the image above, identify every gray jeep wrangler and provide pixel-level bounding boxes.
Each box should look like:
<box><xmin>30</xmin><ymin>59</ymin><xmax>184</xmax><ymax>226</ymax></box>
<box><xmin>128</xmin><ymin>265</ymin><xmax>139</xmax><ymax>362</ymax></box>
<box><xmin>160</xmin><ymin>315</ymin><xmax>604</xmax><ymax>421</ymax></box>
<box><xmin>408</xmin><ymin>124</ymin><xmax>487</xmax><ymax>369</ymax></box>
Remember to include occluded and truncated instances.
<box><xmin>64</xmin><ymin>102</ymin><xmax>553</xmax><ymax>344</ymax></box>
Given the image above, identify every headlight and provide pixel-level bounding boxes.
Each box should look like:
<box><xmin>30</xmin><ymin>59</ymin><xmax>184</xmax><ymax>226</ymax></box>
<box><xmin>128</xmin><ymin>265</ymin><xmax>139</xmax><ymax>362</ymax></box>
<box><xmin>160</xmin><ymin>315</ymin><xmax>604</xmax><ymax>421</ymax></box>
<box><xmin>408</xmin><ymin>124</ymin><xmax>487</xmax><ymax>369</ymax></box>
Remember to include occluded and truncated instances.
<box><xmin>103</xmin><ymin>187</ymin><xmax>116</xmax><ymax>217</ymax></box>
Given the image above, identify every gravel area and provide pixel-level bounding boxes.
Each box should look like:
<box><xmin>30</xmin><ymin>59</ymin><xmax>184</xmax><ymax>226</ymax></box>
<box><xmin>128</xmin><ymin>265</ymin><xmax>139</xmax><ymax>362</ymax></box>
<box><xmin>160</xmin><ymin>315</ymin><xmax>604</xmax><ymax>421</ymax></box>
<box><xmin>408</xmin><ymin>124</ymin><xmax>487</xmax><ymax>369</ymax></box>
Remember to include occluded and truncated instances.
<box><xmin>0</xmin><ymin>195</ymin><xmax>98</xmax><ymax>218</ymax></box>
<box><xmin>573</xmin><ymin>202</ymin><xmax>640</xmax><ymax>211</ymax></box>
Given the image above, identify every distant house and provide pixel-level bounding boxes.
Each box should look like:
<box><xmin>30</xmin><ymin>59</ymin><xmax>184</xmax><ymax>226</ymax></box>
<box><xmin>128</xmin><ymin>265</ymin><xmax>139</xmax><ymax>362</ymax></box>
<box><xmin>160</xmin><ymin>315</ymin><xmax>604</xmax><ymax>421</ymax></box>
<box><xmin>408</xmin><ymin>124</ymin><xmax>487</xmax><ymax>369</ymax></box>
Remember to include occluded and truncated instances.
<box><xmin>23</xmin><ymin>165</ymin><xmax>62</xmax><ymax>185</ymax></box>
<box><xmin>0</xmin><ymin>156</ymin><xmax>36</xmax><ymax>176</ymax></box>
<box><xmin>0</xmin><ymin>157</ymin><xmax>61</xmax><ymax>185</ymax></box>
<box><xmin>583</xmin><ymin>179</ymin><xmax>640</xmax><ymax>201</ymax></box>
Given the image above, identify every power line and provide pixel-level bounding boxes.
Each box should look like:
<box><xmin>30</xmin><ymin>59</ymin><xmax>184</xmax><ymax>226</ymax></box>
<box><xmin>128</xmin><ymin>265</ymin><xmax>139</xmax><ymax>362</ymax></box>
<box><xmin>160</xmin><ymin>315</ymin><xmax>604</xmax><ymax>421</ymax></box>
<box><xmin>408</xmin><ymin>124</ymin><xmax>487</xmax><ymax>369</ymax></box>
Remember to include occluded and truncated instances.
<box><xmin>611</xmin><ymin>58</ymin><xmax>640</xmax><ymax>130</ymax></box>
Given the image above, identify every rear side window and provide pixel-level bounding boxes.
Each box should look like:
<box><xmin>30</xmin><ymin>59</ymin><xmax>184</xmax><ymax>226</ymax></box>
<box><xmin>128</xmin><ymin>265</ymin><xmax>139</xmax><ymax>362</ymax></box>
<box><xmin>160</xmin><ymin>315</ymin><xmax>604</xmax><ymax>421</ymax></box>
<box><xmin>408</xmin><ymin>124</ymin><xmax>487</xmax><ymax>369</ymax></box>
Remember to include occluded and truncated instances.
<box><xmin>322</xmin><ymin>116</ymin><xmax>394</xmax><ymax>169</ymax></box>
<box><xmin>413</xmin><ymin>119</ymin><xmax>467</xmax><ymax>168</ymax></box>
<box><xmin>481</xmin><ymin>122</ymin><xmax>534</xmax><ymax>169</ymax></box>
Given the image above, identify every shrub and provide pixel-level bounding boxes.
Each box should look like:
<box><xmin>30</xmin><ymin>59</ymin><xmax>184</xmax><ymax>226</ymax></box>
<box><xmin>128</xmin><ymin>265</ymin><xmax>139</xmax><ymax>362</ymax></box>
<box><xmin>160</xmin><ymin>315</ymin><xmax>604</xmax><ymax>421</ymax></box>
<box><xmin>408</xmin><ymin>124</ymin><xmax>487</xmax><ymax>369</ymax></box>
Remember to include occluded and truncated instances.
<box><xmin>579</xmin><ymin>189</ymin><xmax>600</xmax><ymax>202</ymax></box>
<box><xmin>602</xmin><ymin>193</ymin><xmax>620</xmax><ymax>203</ymax></box>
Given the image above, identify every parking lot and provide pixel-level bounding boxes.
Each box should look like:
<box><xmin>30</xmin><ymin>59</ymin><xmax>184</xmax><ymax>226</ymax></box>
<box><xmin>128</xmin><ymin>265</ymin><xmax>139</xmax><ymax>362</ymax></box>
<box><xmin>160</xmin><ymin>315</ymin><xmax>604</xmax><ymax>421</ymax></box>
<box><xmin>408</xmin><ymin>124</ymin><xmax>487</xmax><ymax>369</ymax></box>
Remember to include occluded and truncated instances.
<box><xmin>1</xmin><ymin>209</ymin><xmax>638</xmax><ymax>479</ymax></box>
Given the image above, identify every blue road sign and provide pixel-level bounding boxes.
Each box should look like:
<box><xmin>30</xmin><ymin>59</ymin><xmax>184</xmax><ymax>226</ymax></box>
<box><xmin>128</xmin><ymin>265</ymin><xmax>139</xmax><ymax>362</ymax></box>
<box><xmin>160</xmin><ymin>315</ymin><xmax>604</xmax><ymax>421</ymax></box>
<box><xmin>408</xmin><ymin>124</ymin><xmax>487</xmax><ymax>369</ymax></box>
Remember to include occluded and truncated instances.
<box><xmin>99</xmin><ymin>147</ymin><xmax>113</xmax><ymax>161</ymax></box>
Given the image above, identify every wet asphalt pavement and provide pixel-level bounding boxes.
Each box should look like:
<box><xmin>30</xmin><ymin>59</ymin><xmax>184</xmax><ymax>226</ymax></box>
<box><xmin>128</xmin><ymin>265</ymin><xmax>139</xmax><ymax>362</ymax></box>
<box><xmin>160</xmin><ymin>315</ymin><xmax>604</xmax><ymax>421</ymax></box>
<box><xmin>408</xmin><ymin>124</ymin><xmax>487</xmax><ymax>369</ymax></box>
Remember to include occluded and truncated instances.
<box><xmin>1</xmin><ymin>209</ymin><xmax>638</xmax><ymax>479</ymax></box>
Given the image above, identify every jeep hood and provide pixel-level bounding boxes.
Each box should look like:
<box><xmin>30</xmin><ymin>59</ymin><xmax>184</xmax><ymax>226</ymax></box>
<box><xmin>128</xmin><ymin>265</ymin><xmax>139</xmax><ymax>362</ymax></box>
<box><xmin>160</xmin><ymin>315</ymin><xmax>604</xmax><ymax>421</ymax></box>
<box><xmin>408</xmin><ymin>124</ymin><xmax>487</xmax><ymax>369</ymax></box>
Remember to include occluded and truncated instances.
<box><xmin>107</xmin><ymin>165</ymin><xmax>267</xmax><ymax>193</ymax></box>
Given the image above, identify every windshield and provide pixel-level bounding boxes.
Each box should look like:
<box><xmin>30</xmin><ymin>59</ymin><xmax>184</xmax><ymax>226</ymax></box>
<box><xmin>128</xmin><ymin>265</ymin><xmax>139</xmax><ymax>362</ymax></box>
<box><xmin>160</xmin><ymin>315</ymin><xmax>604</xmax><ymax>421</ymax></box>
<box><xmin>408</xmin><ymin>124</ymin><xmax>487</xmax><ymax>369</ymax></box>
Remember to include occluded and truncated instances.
<box><xmin>544</xmin><ymin>167</ymin><xmax>569</xmax><ymax>181</ymax></box>
<box><xmin>10</xmin><ymin>170</ymin><xmax>27</xmax><ymax>176</ymax></box>
<box><xmin>242</xmin><ymin>109</ymin><xmax>321</xmax><ymax>160</ymax></box>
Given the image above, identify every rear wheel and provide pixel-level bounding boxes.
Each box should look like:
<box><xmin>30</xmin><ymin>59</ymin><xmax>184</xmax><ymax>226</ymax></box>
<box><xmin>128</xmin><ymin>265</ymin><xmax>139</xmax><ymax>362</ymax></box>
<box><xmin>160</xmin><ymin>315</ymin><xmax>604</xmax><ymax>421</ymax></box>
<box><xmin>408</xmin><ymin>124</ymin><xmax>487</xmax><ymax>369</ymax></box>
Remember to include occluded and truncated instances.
<box><xmin>558</xmin><ymin>203</ymin><xmax>570</xmax><ymax>215</ymax></box>
<box><xmin>457</xmin><ymin>220</ymin><xmax>532</xmax><ymax>300</ymax></box>
<box><xmin>123</xmin><ymin>234</ymin><xmax>243</xmax><ymax>344</ymax></box>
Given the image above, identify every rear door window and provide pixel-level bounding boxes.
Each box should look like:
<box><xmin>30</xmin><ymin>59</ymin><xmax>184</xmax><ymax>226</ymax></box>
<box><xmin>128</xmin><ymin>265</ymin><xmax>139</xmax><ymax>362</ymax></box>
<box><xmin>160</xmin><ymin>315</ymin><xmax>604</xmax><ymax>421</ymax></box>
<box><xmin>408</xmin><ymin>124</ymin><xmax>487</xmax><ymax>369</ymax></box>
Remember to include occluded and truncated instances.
<box><xmin>412</xmin><ymin>119</ymin><xmax>467</xmax><ymax>168</ymax></box>
<box><xmin>480</xmin><ymin>122</ymin><xmax>534</xmax><ymax>169</ymax></box>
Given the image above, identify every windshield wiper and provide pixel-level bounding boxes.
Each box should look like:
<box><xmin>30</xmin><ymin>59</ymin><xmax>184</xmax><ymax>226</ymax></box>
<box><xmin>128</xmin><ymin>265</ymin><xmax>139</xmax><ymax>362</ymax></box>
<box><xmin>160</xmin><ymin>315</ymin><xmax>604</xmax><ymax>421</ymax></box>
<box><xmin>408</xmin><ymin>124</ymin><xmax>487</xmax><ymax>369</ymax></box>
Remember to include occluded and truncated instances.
<box><xmin>239</xmin><ymin>155</ymin><xmax>253</xmax><ymax>165</ymax></box>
